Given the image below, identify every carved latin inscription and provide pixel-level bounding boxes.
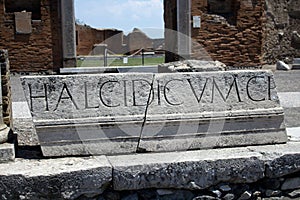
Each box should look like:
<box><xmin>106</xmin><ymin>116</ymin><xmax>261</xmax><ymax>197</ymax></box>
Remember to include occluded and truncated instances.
<box><xmin>24</xmin><ymin>73</ymin><xmax>277</xmax><ymax>113</ymax></box>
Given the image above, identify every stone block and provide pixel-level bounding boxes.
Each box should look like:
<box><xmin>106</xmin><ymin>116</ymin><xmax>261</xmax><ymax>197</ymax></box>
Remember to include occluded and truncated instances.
<box><xmin>0</xmin><ymin>156</ymin><xmax>112</xmax><ymax>199</ymax></box>
<box><xmin>21</xmin><ymin>70</ymin><xmax>287</xmax><ymax>157</ymax></box>
<box><xmin>108</xmin><ymin>148</ymin><xmax>265</xmax><ymax>190</ymax></box>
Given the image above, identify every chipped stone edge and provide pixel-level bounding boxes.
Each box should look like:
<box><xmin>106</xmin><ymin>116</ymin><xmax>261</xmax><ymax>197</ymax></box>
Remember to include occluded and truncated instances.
<box><xmin>0</xmin><ymin>142</ymin><xmax>300</xmax><ymax>197</ymax></box>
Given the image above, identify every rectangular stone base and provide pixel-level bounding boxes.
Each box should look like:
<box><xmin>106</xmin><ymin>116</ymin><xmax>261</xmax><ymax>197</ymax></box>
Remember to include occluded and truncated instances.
<box><xmin>22</xmin><ymin>70</ymin><xmax>288</xmax><ymax>157</ymax></box>
<box><xmin>37</xmin><ymin>112</ymin><xmax>287</xmax><ymax>157</ymax></box>
<box><xmin>0</xmin><ymin>143</ymin><xmax>15</xmax><ymax>163</ymax></box>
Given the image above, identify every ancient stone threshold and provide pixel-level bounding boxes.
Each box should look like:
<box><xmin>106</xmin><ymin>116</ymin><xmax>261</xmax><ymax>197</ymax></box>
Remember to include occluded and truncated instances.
<box><xmin>1</xmin><ymin>141</ymin><xmax>300</xmax><ymax>199</ymax></box>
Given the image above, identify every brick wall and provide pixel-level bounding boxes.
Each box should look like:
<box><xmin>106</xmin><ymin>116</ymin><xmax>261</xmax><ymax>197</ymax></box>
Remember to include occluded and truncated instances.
<box><xmin>76</xmin><ymin>24</ymin><xmax>125</xmax><ymax>55</ymax></box>
<box><xmin>190</xmin><ymin>0</ymin><xmax>264</xmax><ymax>67</ymax></box>
<box><xmin>0</xmin><ymin>0</ymin><xmax>62</xmax><ymax>73</ymax></box>
<box><xmin>165</xmin><ymin>0</ymin><xmax>299</xmax><ymax>66</ymax></box>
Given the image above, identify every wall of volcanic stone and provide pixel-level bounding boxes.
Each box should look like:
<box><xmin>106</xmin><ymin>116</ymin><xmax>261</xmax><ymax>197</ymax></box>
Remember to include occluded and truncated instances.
<box><xmin>262</xmin><ymin>0</ymin><xmax>300</xmax><ymax>64</ymax></box>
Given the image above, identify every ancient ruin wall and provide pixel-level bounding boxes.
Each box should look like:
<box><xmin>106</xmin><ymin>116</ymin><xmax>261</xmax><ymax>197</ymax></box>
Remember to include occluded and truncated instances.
<box><xmin>0</xmin><ymin>0</ymin><xmax>61</xmax><ymax>73</ymax></box>
<box><xmin>191</xmin><ymin>0</ymin><xmax>265</xmax><ymax>67</ymax></box>
<box><xmin>124</xmin><ymin>28</ymin><xmax>153</xmax><ymax>54</ymax></box>
<box><xmin>262</xmin><ymin>0</ymin><xmax>300</xmax><ymax>64</ymax></box>
<box><xmin>76</xmin><ymin>25</ymin><xmax>125</xmax><ymax>55</ymax></box>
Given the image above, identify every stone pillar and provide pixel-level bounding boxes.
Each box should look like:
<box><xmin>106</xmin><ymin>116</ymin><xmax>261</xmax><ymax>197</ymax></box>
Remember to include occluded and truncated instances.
<box><xmin>61</xmin><ymin>0</ymin><xmax>77</xmax><ymax>67</ymax></box>
<box><xmin>177</xmin><ymin>0</ymin><xmax>191</xmax><ymax>60</ymax></box>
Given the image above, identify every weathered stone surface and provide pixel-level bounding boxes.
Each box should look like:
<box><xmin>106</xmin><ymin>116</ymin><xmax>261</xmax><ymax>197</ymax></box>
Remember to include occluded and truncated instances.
<box><xmin>0</xmin><ymin>156</ymin><xmax>112</xmax><ymax>199</ymax></box>
<box><xmin>21</xmin><ymin>70</ymin><xmax>287</xmax><ymax>156</ymax></box>
<box><xmin>223</xmin><ymin>193</ymin><xmax>235</xmax><ymax>200</ymax></box>
<box><xmin>219</xmin><ymin>184</ymin><xmax>232</xmax><ymax>192</ymax></box>
<box><xmin>251</xmin><ymin>143</ymin><xmax>300</xmax><ymax>178</ymax></box>
<box><xmin>0</xmin><ymin>143</ymin><xmax>14</xmax><ymax>162</ymax></box>
<box><xmin>158</xmin><ymin>60</ymin><xmax>226</xmax><ymax>72</ymax></box>
<box><xmin>14</xmin><ymin>12</ymin><xmax>32</xmax><ymax>34</ymax></box>
<box><xmin>109</xmin><ymin>147</ymin><xmax>265</xmax><ymax>190</ymax></box>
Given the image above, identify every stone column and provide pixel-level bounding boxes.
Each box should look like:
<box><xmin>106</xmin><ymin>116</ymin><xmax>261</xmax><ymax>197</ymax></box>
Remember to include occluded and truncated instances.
<box><xmin>177</xmin><ymin>0</ymin><xmax>191</xmax><ymax>60</ymax></box>
<box><xmin>61</xmin><ymin>0</ymin><xmax>77</xmax><ymax>67</ymax></box>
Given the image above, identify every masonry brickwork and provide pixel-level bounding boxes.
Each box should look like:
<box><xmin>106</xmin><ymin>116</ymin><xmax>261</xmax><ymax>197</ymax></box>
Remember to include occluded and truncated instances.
<box><xmin>165</xmin><ymin>0</ymin><xmax>300</xmax><ymax>67</ymax></box>
<box><xmin>191</xmin><ymin>0</ymin><xmax>264</xmax><ymax>67</ymax></box>
<box><xmin>76</xmin><ymin>25</ymin><xmax>154</xmax><ymax>56</ymax></box>
<box><xmin>0</xmin><ymin>0</ymin><xmax>62</xmax><ymax>73</ymax></box>
<box><xmin>76</xmin><ymin>25</ymin><xmax>125</xmax><ymax>55</ymax></box>
<box><xmin>262</xmin><ymin>0</ymin><xmax>300</xmax><ymax>64</ymax></box>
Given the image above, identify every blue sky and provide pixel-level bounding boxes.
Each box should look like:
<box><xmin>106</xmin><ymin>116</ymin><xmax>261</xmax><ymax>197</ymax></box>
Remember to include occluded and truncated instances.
<box><xmin>74</xmin><ymin>0</ymin><xmax>164</xmax><ymax>38</ymax></box>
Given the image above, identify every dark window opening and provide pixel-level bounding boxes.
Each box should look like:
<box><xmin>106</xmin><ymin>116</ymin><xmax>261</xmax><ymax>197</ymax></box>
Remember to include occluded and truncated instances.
<box><xmin>207</xmin><ymin>0</ymin><xmax>239</xmax><ymax>26</ymax></box>
<box><xmin>5</xmin><ymin>0</ymin><xmax>41</xmax><ymax>20</ymax></box>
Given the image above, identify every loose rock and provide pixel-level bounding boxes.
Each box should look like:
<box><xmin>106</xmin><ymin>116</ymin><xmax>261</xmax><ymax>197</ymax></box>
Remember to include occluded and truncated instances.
<box><xmin>276</xmin><ymin>61</ymin><xmax>291</xmax><ymax>71</ymax></box>
<box><xmin>223</xmin><ymin>193</ymin><xmax>235</xmax><ymax>200</ymax></box>
<box><xmin>287</xmin><ymin>189</ymin><xmax>300</xmax><ymax>198</ymax></box>
<box><xmin>238</xmin><ymin>191</ymin><xmax>252</xmax><ymax>200</ymax></box>
<box><xmin>219</xmin><ymin>185</ymin><xmax>232</xmax><ymax>192</ymax></box>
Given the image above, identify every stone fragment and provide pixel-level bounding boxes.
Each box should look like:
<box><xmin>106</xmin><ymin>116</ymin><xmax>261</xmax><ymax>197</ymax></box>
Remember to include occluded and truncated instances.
<box><xmin>223</xmin><ymin>193</ymin><xmax>235</xmax><ymax>200</ymax></box>
<box><xmin>276</xmin><ymin>61</ymin><xmax>291</xmax><ymax>71</ymax></box>
<box><xmin>219</xmin><ymin>185</ymin><xmax>232</xmax><ymax>192</ymax></box>
<box><xmin>211</xmin><ymin>190</ymin><xmax>222</xmax><ymax>198</ymax></box>
<box><xmin>281</xmin><ymin>177</ymin><xmax>300</xmax><ymax>190</ymax></box>
<box><xmin>0</xmin><ymin>156</ymin><xmax>112</xmax><ymax>199</ymax></box>
<box><xmin>238</xmin><ymin>191</ymin><xmax>252</xmax><ymax>200</ymax></box>
<box><xmin>287</xmin><ymin>189</ymin><xmax>300</xmax><ymax>198</ymax></box>
<box><xmin>265</xmin><ymin>190</ymin><xmax>282</xmax><ymax>197</ymax></box>
<box><xmin>253</xmin><ymin>191</ymin><xmax>262</xmax><ymax>197</ymax></box>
